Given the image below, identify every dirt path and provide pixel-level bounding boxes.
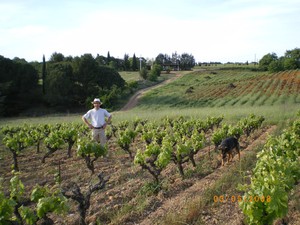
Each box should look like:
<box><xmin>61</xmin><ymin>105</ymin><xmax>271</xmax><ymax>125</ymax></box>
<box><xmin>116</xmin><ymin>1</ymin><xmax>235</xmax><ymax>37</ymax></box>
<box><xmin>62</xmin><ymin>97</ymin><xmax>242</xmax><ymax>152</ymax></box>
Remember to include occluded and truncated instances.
<box><xmin>120</xmin><ymin>72</ymin><xmax>186</xmax><ymax>111</ymax></box>
<box><xmin>138</xmin><ymin>126</ymin><xmax>277</xmax><ymax>225</ymax></box>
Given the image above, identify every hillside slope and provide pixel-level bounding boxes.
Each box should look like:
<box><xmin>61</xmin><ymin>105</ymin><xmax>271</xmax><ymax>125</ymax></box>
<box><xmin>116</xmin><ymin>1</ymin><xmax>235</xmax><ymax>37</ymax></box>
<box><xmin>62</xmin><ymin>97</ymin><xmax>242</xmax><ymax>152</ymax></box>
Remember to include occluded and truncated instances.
<box><xmin>136</xmin><ymin>69</ymin><xmax>300</xmax><ymax>109</ymax></box>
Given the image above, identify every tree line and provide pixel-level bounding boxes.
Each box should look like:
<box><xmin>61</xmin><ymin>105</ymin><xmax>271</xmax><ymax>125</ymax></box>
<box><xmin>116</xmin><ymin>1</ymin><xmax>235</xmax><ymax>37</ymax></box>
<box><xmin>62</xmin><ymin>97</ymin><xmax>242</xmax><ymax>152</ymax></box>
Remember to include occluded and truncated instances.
<box><xmin>259</xmin><ymin>48</ymin><xmax>300</xmax><ymax>72</ymax></box>
<box><xmin>0</xmin><ymin>53</ymin><xmax>127</xmax><ymax>117</ymax></box>
<box><xmin>2</xmin><ymin>47</ymin><xmax>297</xmax><ymax>117</ymax></box>
<box><xmin>0</xmin><ymin>51</ymin><xmax>196</xmax><ymax>117</ymax></box>
<box><xmin>0</xmin><ymin>56</ymin><xmax>39</xmax><ymax>116</ymax></box>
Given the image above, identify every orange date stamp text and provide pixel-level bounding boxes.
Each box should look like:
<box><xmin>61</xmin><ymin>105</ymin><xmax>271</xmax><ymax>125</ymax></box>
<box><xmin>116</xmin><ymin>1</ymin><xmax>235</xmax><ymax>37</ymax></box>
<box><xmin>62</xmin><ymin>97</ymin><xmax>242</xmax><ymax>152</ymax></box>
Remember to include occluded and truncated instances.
<box><xmin>213</xmin><ymin>195</ymin><xmax>271</xmax><ymax>203</ymax></box>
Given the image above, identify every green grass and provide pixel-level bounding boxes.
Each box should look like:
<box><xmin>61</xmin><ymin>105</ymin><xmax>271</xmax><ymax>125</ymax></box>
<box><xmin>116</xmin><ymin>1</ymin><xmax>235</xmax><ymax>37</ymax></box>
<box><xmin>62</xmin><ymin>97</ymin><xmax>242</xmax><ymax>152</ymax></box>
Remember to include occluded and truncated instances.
<box><xmin>118</xmin><ymin>71</ymin><xmax>141</xmax><ymax>82</ymax></box>
<box><xmin>113</xmin><ymin>104</ymin><xmax>298</xmax><ymax>126</ymax></box>
<box><xmin>0</xmin><ymin>98</ymin><xmax>298</xmax><ymax>129</ymax></box>
<box><xmin>0</xmin><ymin>113</ymin><xmax>83</xmax><ymax>127</ymax></box>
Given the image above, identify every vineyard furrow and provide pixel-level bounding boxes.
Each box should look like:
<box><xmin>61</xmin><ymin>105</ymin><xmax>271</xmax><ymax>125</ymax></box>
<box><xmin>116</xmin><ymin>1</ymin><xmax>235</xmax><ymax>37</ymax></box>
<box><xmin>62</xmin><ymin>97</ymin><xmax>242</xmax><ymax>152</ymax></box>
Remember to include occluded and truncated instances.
<box><xmin>138</xmin><ymin>126</ymin><xmax>276</xmax><ymax>225</ymax></box>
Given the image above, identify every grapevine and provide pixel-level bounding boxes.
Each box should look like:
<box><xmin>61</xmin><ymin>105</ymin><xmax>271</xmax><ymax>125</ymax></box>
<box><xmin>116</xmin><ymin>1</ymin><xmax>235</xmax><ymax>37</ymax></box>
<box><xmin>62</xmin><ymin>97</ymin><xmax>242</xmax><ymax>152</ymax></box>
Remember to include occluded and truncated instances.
<box><xmin>2</xmin><ymin>126</ymin><xmax>34</xmax><ymax>171</ymax></box>
<box><xmin>239</xmin><ymin>118</ymin><xmax>300</xmax><ymax>225</ymax></box>
<box><xmin>42</xmin><ymin>128</ymin><xmax>64</xmax><ymax>163</ymax></box>
<box><xmin>0</xmin><ymin>174</ymin><xmax>68</xmax><ymax>225</ymax></box>
<box><xmin>77</xmin><ymin>136</ymin><xmax>107</xmax><ymax>174</ymax></box>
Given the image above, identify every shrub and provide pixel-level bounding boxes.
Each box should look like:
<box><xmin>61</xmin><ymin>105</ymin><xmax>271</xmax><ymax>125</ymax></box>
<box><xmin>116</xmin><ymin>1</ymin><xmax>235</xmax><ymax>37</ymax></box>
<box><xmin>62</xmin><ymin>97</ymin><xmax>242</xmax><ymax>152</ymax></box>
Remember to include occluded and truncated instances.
<box><xmin>139</xmin><ymin>68</ymin><xmax>148</xmax><ymax>80</ymax></box>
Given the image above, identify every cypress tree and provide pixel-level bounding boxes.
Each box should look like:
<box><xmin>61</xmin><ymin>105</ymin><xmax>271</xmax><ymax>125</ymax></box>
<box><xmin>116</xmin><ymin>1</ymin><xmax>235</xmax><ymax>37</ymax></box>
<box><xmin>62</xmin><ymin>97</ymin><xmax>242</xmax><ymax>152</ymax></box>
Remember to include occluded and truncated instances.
<box><xmin>107</xmin><ymin>51</ymin><xmax>111</xmax><ymax>64</ymax></box>
<box><xmin>124</xmin><ymin>53</ymin><xmax>130</xmax><ymax>71</ymax></box>
<box><xmin>132</xmin><ymin>53</ymin><xmax>138</xmax><ymax>71</ymax></box>
<box><xmin>42</xmin><ymin>54</ymin><xmax>46</xmax><ymax>94</ymax></box>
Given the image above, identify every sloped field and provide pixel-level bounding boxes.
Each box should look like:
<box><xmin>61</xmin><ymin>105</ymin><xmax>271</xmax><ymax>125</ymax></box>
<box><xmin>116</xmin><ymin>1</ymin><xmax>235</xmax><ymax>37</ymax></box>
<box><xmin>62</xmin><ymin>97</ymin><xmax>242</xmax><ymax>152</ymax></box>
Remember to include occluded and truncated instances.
<box><xmin>138</xmin><ymin>69</ymin><xmax>300</xmax><ymax>109</ymax></box>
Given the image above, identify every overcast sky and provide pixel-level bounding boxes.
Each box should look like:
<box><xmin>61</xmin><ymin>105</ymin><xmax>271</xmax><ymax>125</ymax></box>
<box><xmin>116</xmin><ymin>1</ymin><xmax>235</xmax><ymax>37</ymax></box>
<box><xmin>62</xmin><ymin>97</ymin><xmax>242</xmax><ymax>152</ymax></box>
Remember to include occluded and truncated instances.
<box><xmin>1</xmin><ymin>0</ymin><xmax>299</xmax><ymax>63</ymax></box>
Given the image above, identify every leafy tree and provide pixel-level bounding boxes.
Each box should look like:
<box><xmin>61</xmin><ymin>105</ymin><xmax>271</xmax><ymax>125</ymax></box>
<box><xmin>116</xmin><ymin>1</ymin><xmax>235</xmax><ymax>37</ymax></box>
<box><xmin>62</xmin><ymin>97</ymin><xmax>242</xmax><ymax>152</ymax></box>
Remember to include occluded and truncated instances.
<box><xmin>64</xmin><ymin>55</ymin><xmax>74</xmax><ymax>62</ymax></box>
<box><xmin>96</xmin><ymin>66</ymin><xmax>125</xmax><ymax>89</ymax></box>
<box><xmin>259</xmin><ymin>53</ymin><xmax>278</xmax><ymax>71</ymax></box>
<box><xmin>180</xmin><ymin>53</ymin><xmax>195</xmax><ymax>70</ymax></box>
<box><xmin>45</xmin><ymin>63</ymin><xmax>75</xmax><ymax>106</ymax></box>
<box><xmin>283</xmin><ymin>57</ymin><xmax>298</xmax><ymax>70</ymax></box>
<box><xmin>284</xmin><ymin>48</ymin><xmax>300</xmax><ymax>70</ymax></box>
<box><xmin>268</xmin><ymin>59</ymin><xmax>284</xmax><ymax>73</ymax></box>
<box><xmin>155</xmin><ymin>52</ymin><xmax>195</xmax><ymax>70</ymax></box>
<box><xmin>109</xmin><ymin>60</ymin><xmax>118</xmax><ymax>70</ymax></box>
<box><xmin>95</xmin><ymin>54</ymin><xmax>106</xmax><ymax>66</ymax></box>
<box><xmin>171</xmin><ymin>52</ymin><xmax>179</xmax><ymax>65</ymax></box>
<box><xmin>12</xmin><ymin>57</ymin><xmax>27</xmax><ymax>64</ymax></box>
<box><xmin>47</xmin><ymin>54</ymin><xmax>125</xmax><ymax>108</ymax></box>
<box><xmin>49</xmin><ymin>52</ymin><xmax>65</xmax><ymax>63</ymax></box>
<box><xmin>73</xmin><ymin>54</ymin><xmax>100</xmax><ymax>101</ymax></box>
<box><xmin>258</xmin><ymin>48</ymin><xmax>300</xmax><ymax>72</ymax></box>
<box><xmin>155</xmin><ymin>53</ymin><xmax>165</xmax><ymax>66</ymax></box>
<box><xmin>17</xmin><ymin>63</ymin><xmax>39</xmax><ymax>93</ymax></box>
<box><xmin>0</xmin><ymin>55</ymin><xmax>39</xmax><ymax>116</ymax></box>
<box><xmin>284</xmin><ymin>48</ymin><xmax>300</xmax><ymax>68</ymax></box>
<box><xmin>113</xmin><ymin>57</ymin><xmax>124</xmax><ymax>71</ymax></box>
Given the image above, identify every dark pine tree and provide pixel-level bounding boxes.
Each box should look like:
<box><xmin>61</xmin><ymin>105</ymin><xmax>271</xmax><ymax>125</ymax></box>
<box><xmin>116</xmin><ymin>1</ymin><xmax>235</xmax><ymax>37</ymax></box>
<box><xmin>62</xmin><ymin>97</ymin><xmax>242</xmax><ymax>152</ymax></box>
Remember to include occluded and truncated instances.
<box><xmin>124</xmin><ymin>53</ymin><xmax>130</xmax><ymax>71</ymax></box>
<box><xmin>132</xmin><ymin>53</ymin><xmax>138</xmax><ymax>71</ymax></box>
<box><xmin>107</xmin><ymin>51</ymin><xmax>111</xmax><ymax>65</ymax></box>
<box><xmin>42</xmin><ymin>54</ymin><xmax>46</xmax><ymax>94</ymax></box>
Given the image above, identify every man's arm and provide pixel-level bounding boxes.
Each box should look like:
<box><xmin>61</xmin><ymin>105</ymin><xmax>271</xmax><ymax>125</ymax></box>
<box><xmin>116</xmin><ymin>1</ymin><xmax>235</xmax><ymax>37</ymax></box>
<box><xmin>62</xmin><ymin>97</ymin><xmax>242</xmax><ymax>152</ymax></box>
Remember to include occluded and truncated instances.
<box><xmin>103</xmin><ymin>115</ymin><xmax>112</xmax><ymax>129</ymax></box>
<box><xmin>82</xmin><ymin>116</ymin><xmax>93</xmax><ymax>129</ymax></box>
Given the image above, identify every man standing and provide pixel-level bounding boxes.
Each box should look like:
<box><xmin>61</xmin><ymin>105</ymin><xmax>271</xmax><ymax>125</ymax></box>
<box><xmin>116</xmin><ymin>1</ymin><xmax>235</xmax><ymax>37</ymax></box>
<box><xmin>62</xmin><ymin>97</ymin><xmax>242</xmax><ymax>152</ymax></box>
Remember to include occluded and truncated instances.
<box><xmin>82</xmin><ymin>98</ymin><xmax>112</xmax><ymax>146</ymax></box>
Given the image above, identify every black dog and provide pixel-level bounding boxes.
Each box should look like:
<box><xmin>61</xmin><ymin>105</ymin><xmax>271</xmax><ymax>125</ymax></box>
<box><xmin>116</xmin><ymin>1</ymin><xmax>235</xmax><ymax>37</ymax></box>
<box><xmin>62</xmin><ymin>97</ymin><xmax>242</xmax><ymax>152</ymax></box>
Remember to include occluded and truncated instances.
<box><xmin>218</xmin><ymin>137</ymin><xmax>240</xmax><ymax>166</ymax></box>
